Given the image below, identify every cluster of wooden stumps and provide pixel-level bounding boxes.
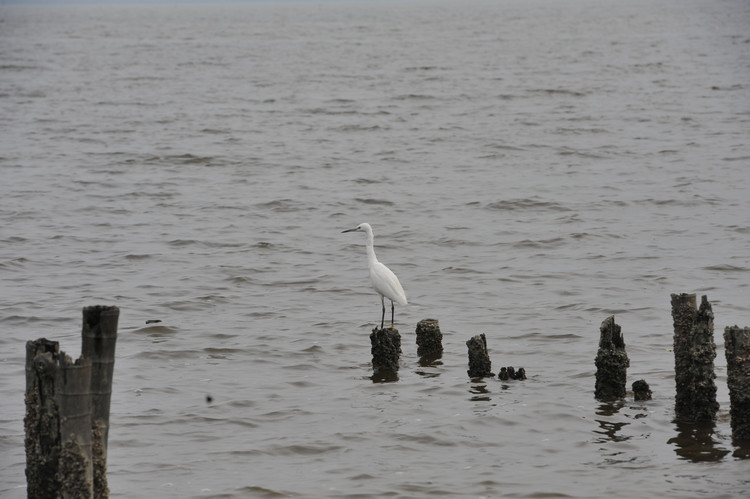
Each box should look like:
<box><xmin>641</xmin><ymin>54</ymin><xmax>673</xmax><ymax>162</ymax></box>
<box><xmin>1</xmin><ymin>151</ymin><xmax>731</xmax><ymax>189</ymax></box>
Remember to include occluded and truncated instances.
<box><xmin>24</xmin><ymin>305</ymin><xmax>119</xmax><ymax>499</ymax></box>
<box><xmin>594</xmin><ymin>293</ymin><xmax>750</xmax><ymax>445</ymax></box>
<box><xmin>21</xmin><ymin>296</ymin><xmax>750</xmax><ymax>493</ymax></box>
<box><xmin>370</xmin><ymin>319</ymin><xmax>525</xmax><ymax>382</ymax></box>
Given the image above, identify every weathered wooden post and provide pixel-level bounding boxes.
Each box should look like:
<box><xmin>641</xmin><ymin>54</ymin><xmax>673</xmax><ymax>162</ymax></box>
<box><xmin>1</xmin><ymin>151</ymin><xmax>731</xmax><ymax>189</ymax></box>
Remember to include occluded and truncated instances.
<box><xmin>370</xmin><ymin>327</ymin><xmax>401</xmax><ymax>375</ymax></box>
<box><xmin>466</xmin><ymin>333</ymin><xmax>493</xmax><ymax>378</ymax></box>
<box><xmin>724</xmin><ymin>326</ymin><xmax>750</xmax><ymax>442</ymax></box>
<box><xmin>671</xmin><ymin>294</ymin><xmax>718</xmax><ymax>422</ymax></box>
<box><xmin>415</xmin><ymin>319</ymin><xmax>443</xmax><ymax>360</ymax></box>
<box><xmin>82</xmin><ymin>305</ymin><xmax>119</xmax><ymax>498</ymax></box>
<box><xmin>594</xmin><ymin>316</ymin><xmax>629</xmax><ymax>400</ymax></box>
<box><xmin>24</xmin><ymin>339</ymin><xmax>59</xmax><ymax>497</ymax></box>
<box><xmin>24</xmin><ymin>305</ymin><xmax>119</xmax><ymax>499</ymax></box>
<box><xmin>25</xmin><ymin>340</ymin><xmax>93</xmax><ymax>498</ymax></box>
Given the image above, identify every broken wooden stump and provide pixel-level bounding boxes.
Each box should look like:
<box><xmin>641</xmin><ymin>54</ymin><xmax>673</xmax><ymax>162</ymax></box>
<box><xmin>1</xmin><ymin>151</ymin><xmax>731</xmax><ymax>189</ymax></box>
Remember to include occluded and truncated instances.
<box><xmin>671</xmin><ymin>293</ymin><xmax>718</xmax><ymax>422</ymax></box>
<box><xmin>415</xmin><ymin>318</ymin><xmax>443</xmax><ymax>360</ymax></box>
<box><xmin>594</xmin><ymin>316</ymin><xmax>629</xmax><ymax>400</ymax></box>
<box><xmin>466</xmin><ymin>333</ymin><xmax>493</xmax><ymax>378</ymax></box>
<box><xmin>724</xmin><ymin>326</ymin><xmax>750</xmax><ymax>442</ymax></box>
<box><xmin>24</xmin><ymin>305</ymin><xmax>119</xmax><ymax>499</ymax></box>
<box><xmin>370</xmin><ymin>327</ymin><xmax>401</xmax><ymax>375</ymax></box>
<box><xmin>633</xmin><ymin>379</ymin><xmax>652</xmax><ymax>401</ymax></box>
<box><xmin>25</xmin><ymin>339</ymin><xmax>93</xmax><ymax>498</ymax></box>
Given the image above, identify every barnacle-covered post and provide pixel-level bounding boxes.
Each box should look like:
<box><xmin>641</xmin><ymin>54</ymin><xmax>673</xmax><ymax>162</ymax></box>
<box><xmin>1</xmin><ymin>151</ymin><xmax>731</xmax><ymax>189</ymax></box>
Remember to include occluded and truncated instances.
<box><xmin>671</xmin><ymin>294</ymin><xmax>718</xmax><ymax>422</ymax></box>
<box><xmin>370</xmin><ymin>327</ymin><xmax>401</xmax><ymax>376</ymax></box>
<box><xmin>594</xmin><ymin>316</ymin><xmax>629</xmax><ymax>400</ymax></box>
<box><xmin>81</xmin><ymin>305</ymin><xmax>119</xmax><ymax>498</ymax></box>
<box><xmin>724</xmin><ymin>326</ymin><xmax>750</xmax><ymax>442</ymax></box>
<box><xmin>25</xmin><ymin>339</ymin><xmax>93</xmax><ymax>498</ymax></box>
<box><xmin>466</xmin><ymin>333</ymin><xmax>493</xmax><ymax>378</ymax></box>
<box><xmin>415</xmin><ymin>319</ymin><xmax>443</xmax><ymax>360</ymax></box>
<box><xmin>24</xmin><ymin>305</ymin><xmax>119</xmax><ymax>499</ymax></box>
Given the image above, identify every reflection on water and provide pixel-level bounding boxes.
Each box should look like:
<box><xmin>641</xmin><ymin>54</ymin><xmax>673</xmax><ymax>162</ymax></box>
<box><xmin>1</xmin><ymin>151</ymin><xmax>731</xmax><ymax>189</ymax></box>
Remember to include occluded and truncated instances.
<box><xmin>418</xmin><ymin>356</ymin><xmax>443</xmax><ymax>368</ymax></box>
<box><xmin>732</xmin><ymin>444</ymin><xmax>750</xmax><ymax>459</ymax></box>
<box><xmin>594</xmin><ymin>401</ymin><xmax>630</xmax><ymax>444</ymax></box>
<box><xmin>668</xmin><ymin>420</ymin><xmax>731</xmax><ymax>462</ymax></box>
<box><xmin>469</xmin><ymin>382</ymin><xmax>491</xmax><ymax>402</ymax></box>
<box><xmin>415</xmin><ymin>356</ymin><xmax>443</xmax><ymax>378</ymax></box>
<box><xmin>370</xmin><ymin>371</ymin><xmax>399</xmax><ymax>384</ymax></box>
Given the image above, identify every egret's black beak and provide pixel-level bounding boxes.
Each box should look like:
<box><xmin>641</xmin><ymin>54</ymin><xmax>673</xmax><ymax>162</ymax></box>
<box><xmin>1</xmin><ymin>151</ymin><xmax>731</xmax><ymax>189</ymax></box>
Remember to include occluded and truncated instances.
<box><xmin>342</xmin><ymin>227</ymin><xmax>357</xmax><ymax>233</ymax></box>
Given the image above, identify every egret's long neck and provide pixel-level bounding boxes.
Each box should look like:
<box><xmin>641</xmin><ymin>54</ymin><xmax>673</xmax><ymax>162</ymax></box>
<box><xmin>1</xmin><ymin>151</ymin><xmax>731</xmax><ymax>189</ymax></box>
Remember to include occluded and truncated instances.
<box><xmin>365</xmin><ymin>229</ymin><xmax>378</xmax><ymax>264</ymax></box>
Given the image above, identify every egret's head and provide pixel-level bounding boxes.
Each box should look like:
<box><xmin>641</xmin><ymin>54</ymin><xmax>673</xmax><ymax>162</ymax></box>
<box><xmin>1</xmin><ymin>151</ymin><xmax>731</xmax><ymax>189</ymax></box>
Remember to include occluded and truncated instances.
<box><xmin>342</xmin><ymin>222</ymin><xmax>371</xmax><ymax>234</ymax></box>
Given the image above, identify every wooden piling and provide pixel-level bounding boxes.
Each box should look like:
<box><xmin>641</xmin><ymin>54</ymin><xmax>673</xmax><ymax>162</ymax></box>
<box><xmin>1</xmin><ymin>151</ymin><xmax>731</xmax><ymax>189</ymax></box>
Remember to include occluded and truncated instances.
<box><xmin>415</xmin><ymin>319</ymin><xmax>443</xmax><ymax>360</ymax></box>
<box><xmin>671</xmin><ymin>294</ymin><xmax>718</xmax><ymax>422</ymax></box>
<box><xmin>370</xmin><ymin>327</ymin><xmax>401</xmax><ymax>375</ymax></box>
<box><xmin>25</xmin><ymin>340</ymin><xmax>93</xmax><ymax>498</ymax></box>
<box><xmin>724</xmin><ymin>326</ymin><xmax>750</xmax><ymax>442</ymax></box>
<box><xmin>24</xmin><ymin>306</ymin><xmax>119</xmax><ymax>499</ymax></box>
<box><xmin>466</xmin><ymin>333</ymin><xmax>493</xmax><ymax>378</ymax></box>
<box><xmin>58</xmin><ymin>356</ymin><xmax>94</xmax><ymax>499</ymax></box>
<box><xmin>81</xmin><ymin>305</ymin><xmax>119</xmax><ymax>499</ymax></box>
<box><xmin>594</xmin><ymin>316</ymin><xmax>629</xmax><ymax>400</ymax></box>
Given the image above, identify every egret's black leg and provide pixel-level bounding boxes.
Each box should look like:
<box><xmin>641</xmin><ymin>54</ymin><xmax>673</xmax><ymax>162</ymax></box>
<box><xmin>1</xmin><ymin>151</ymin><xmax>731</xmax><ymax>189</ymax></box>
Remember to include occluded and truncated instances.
<box><xmin>391</xmin><ymin>301</ymin><xmax>395</xmax><ymax>328</ymax></box>
<box><xmin>380</xmin><ymin>295</ymin><xmax>386</xmax><ymax>330</ymax></box>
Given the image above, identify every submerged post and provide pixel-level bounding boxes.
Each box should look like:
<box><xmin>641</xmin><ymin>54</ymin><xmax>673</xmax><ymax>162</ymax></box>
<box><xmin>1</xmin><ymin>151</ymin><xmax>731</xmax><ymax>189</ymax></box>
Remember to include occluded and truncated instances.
<box><xmin>370</xmin><ymin>327</ymin><xmax>401</xmax><ymax>375</ymax></box>
<box><xmin>24</xmin><ymin>305</ymin><xmax>119</xmax><ymax>499</ymax></box>
<box><xmin>415</xmin><ymin>319</ymin><xmax>443</xmax><ymax>360</ymax></box>
<box><xmin>594</xmin><ymin>316</ymin><xmax>629</xmax><ymax>400</ymax></box>
<box><xmin>466</xmin><ymin>333</ymin><xmax>493</xmax><ymax>378</ymax></box>
<box><xmin>498</xmin><ymin>366</ymin><xmax>526</xmax><ymax>381</ymax></box>
<box><xmin>724</xmin><ymin>326</ymin><xmax>750</xmax><ymax>442</ymax></box>
<box><xmin>671</xmin><ymin>293</ymin><xmax>718</xmax><ymax>422</ymax></box>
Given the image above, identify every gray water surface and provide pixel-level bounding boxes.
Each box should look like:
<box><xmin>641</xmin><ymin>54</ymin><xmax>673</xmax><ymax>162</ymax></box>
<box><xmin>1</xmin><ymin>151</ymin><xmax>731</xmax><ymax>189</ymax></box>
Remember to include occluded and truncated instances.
<box><xmin>2</xmin><ymin>0</ymin><xmax>749</xmax><ymax>497</ymax></box>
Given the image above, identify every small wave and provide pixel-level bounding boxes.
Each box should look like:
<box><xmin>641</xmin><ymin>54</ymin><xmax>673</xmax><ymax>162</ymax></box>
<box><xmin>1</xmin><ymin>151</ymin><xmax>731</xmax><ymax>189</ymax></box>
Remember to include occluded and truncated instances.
<box><xmin>355</xmin><ymin>198</ymin><xmax>395</xmax><ymax>206</ymax></box>
<box><xmin>166</xmin><ymin>239</ymin><xmax>246</xmax><ymax>249</ymax></box>
<box><xmin>2</xmin><ymin>236</ymin><xmax>28</xmax><ymax>244</ymax></box>
<box><xmin>639</xmin><ymin>196</ymin><xmax>721</xmax><ymax>207</ymax></box>
<box><xmin>125</xmin><ymin>253</ymin><xmax>152</xmax><ymax>260</ymax></box>
<box><xmin>132</xmin><ymin>324</ymin><xmax>179</xmax><ymax>336</ymax></box>
<box><xmin>442</xmin><ymin>266</ymin><xmax>483</xmax><ymax>274</ymax></box>
<box><xmin>557</xmin><ymin>147</ymin><xmax>607</xmax><ymax>159</ymax></box>
<box><xmin>512</xmin><ymin>237</ymin><xmax>566</xmax><ymax>249</ymax></box>
<box><xmin>264</xmin><ymin>443</ymin><xmax>345</xmax><ymax>457</ymax></box>
<box><xmin>528</xmin><ymin>88</ymin><xmax>587</xmax><ymax>97</ymax></box>
<box><xmin>204</xmin><ymin>347</ymin><xmax>243</xmax><ymax>359</ymax></box>
<box><xmin>167</xmin><ymin>239</ymin><xmax>198</xmax><ymax>247</ymax></box>
<box><xmin>331</xmin><ymin>124</ymin><xmax>386</xmax><ymax>132</ymax></box>
<box><xmin>393</xmin><ymin>93</ymin><xmax>436</xmax><ymax>100</ymax></box>
<box><xmin>226</xmin><ymin>485</ymin><xmax>288</xmax><ymax>497</ymax></box>
<box><xmin>0</xmin><ymin>257</ymin><xmax>28</xmax><ymax>270</ymax></box>
<box><xmin>404</xmin><ymin>65</ymin><xmax>445</xmax><ymax>71</ymax></box>
<box><xmin>133</xmin><ymin>349</ymin><xmax>201</xmax><ymax>360</ymax></box>
<box><xmin>487</xmin><ymin>198</ymin><xmax>571</xmax><ymax>212</ymax></box>
<box><xmin>722</xmin><ymin>155</ymin><xmax>750</xmax><ymax>162</ymax></box>
<box><xmin>703</xmin><ymin>264</ymin><xmax>749</xmax><ymax>272</ymax></box>
<box><xmin>254</xmin><ymin>199</ymin><xmax>305</xmax><ymax>213</ymax></box>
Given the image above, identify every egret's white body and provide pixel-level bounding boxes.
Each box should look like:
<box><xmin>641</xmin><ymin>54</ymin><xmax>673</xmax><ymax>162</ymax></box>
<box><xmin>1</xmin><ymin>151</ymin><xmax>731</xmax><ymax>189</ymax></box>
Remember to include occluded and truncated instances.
<box><xmin>342</xmin><ymin>222</ymin><xmax>407</xmax><ymax>329</ymax></box>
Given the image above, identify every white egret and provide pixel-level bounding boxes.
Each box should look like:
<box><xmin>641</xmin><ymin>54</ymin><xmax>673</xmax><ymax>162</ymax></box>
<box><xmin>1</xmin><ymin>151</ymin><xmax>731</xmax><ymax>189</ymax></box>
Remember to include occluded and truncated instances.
<box><xmin>342</xmin><ymin>222</ymin><xmax>407</xmax><ymax>329</ymax></box>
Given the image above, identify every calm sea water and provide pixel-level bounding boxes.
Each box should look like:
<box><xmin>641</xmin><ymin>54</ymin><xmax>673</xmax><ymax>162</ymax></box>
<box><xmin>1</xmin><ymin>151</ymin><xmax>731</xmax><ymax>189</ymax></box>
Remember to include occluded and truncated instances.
<box><xmin>2</xmin><ymin>0</ymin><xmax>750</xmax><ymax>497</ymax></box>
